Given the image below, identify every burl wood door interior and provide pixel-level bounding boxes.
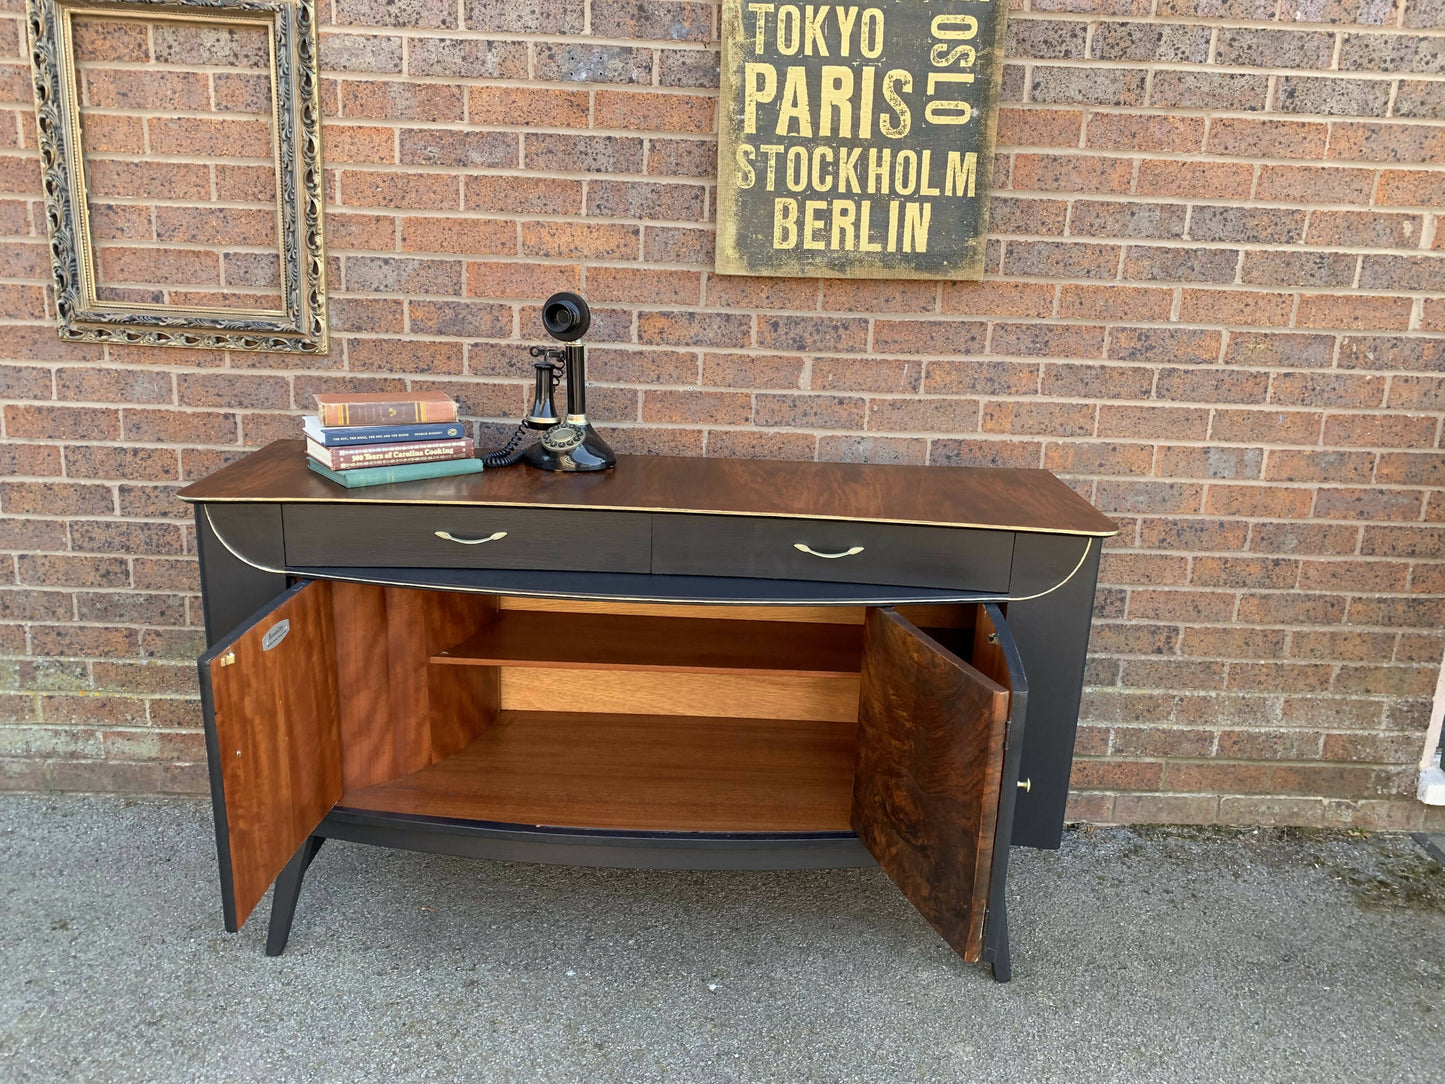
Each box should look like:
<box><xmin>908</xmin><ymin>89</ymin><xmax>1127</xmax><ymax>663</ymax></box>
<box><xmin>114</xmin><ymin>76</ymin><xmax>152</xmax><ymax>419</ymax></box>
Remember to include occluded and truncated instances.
<box><xmin>852</xmin><ymin>607</ymin><xmax>1013</xmax><ymax>963</ymax></box>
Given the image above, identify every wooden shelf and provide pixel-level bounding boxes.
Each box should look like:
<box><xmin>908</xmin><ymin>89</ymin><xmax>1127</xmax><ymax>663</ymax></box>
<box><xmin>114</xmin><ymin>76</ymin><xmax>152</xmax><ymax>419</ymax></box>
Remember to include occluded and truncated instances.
<box><xmin>339</xmin><ymin>710</ymin><xmax>857</xmax><ymax>833</ymax></box>
<box><xmin>432</xmin><ymin>610</ymin><xmax>864</xmax><ymax>677</ymax></box>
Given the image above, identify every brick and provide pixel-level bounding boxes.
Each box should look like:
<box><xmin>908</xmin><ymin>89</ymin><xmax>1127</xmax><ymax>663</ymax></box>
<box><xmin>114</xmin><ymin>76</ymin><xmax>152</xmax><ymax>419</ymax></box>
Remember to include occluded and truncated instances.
<box><xmin>594</xmin><ymin>91</ymin><xmax>716</xmax><ymax>135</ymax></box>
<box><xmin>1218</xmin><ymin>28</ymin><xmax>1335</xmax><ymax>69</ymax></box>
<box><xmin>641</xmin><ymin>389</ymin><xmax>750</xmax><ymax>425</ymax></box>
<box><xmin>5</xmin><ymin>405</ymin><xmax>119</xmax><ymax>441</ymax></box>
<box><xmin>1096</xmin><ymin>480</ymin><xmax>1202</xmax><ymax>515</ymax></box>
<box><xmin>1271</xmin><ymin>371</ymin><xmax>1385</xmax><ymax>409</ymax></box>
<box><xmin>324</xmin><ymin>213</ymin><xmax>396</xmax><ymax>251</ymax></box>
<box><xmin>657</xmin><ymin>49</ymin><xmax>719</xmax><ymax>89</ymax></box>
<box><xmin>1227</xmin><ymin>333</ymin><xmax>1335</xmax><ymax>370</ymax></box>
<box><xmin>1150</xmin><ymin>71</ymin><xmax>1269</xmax><ymax>112</ymax></box>
<box><xmin>406</xmin><ymin>300</ymin><xmax>512</xmax><ymax>338</ymax></box>
<box><xmin>1138</xmin><ymin>160</ymin><xmax>1254</xmax><ymax>200</ymax></box>
<box><xmin>588</xmin><ymin>348</ymin><xmax>698</xmax><ymax>386</ymax></box>
<box><xmin>638</xmin><ymin>310</ymin><xmax>750</xmax><ymax>348</ymax></box>
<box><xmin>346</xmin><ymin>255</ymin><xmax>464</xmax><ymax>295</ymax></box>
<box><xmin>1249</xmin><ymin>521</ymin><xmax>1360</xmax><ymax>557</ymax></box>
<box><xmin>1315</xmin><ymin>487</ymin><xmax>1422</xmax><ymax>522</ymax></box>
<box><xmin>587</xmin><ymin>181</ymin><xmax>706</xmax><ymax>222</ymax></box>
<box><xmin>872</xmin><ymin>319</ymin><xmax>987</xmax><ymax>356</ymax></box>
<box><xmin>1042</xmin><ymin>362</ymin><xmax>1153</xmax><ymax>400</ymax></box>
<box><xmin>526</xmin><ymin>133</ymin><xmax>645</xmax><ymax>174</ymax></box>
<box><xmin>995</xmin><ymin>108</ymin><xmax>1083</xmax><ymax>148</ymax></box>
<box><xmin>756</xmin><ymin>315</ymin><xmax>869</xmax><ymax>354</ymax></box>
<box><xmin>63</xmin><ymin>446</ymin><xmax>179</xmax><ymax>482</ymax></box>
<box><xmin>400</xmin><ymin>217</ymin><xmax>514</xmax><ymax>257</ymax></box>
<box><xmin>535</xmin><ymin>43</ymin><xmax>652</xmax><ymax>85</ymax></box>
<box><xmin>1177</xmin><ymin>290</ymin><xmax>1292</xmax><ymax>328</ymax></box>
<box><xmin>407</xmin><ymin>38</ymin><xmax>528</xmax><ymax>78</ymax></box>
<box><xmin>342</xmin><ymin>80</ymin><xmax>464</xmax><ymax>123</ymax></box>
<box><xmin>399</xmin><ymin>128</ymin><xmax>516</xmax><ymax>169</ymax></box>
<box><xmin>1306</xmin><ymin>210</ymin><xmax>1423</xmax><ymax>249</ymax></box>
<box><xmin>1206</xmin><ymin>118</ymin><xmax>1328</xmax><ymax>160</ymax></box>
<box><xmin>522</xmin><ymin>221</ymin><xmax>638</xmax><ymax>261</ymax></box>
<box><xmin>819</xmin><ymin>280</ymin><xmax>936</xmax><ymax>315</ymax></box>
<box><xmin>1029</xmin><ymin>66</ymin><xmax>1145</xmax><ymax>107</ymax></box>
<box><xmin>1296</xmin><ymin>295</ymin><xmax>1413</xmax><ymax>331</ymax></box>
<box><xmin>464</xmin><ymin>0</ymin><xmax>582</xmax><ymax>32</ymax></box>
<box><xmin>866</xmin><ymin>398</ymin><xmax>977</xmax><ymax>433</ymax></box>
<box><xmin>933</xmin><ymin>438</ymin><xmax>1044</xmax><ymax>469</ymax></box>
<box><xmin>648</xmin><ymin>138</ymin><xmax>719</xmax><ymax>177</ymax></box>
<box><xmin>706</xmin><ymin>430</ymin><xmax>814</xmax><ymax>460</ymax></box>
<box><xmin>981</xmin><ymin>400</ymin><xmax>1095</xmax><ymax>436</ymax></box>
<box><xmin>645</xmin><ymin>226</ymin><xmax>713</xmax><ymax>264</ymax></box>
<box><xmin>1211</xmin><ymin>409</ymin><xmax>1322</xmax><ymax>446</ymax></box>
<box><xmin>1264</xmin><ymin>450</ymin><xmax>1373</xmax><ymax>485</ymax></box>
<box><xmin>1155</xmin><ymin>446</ymin><xmax>1262</xmax><ymax>480</ymax></box>
<box><xmin>1359</xmin><ymin>254</ymin><xmax>1445</xmax><ymax>292</ymax></box>
<box><xmin>1330</xmin><ymin>121</ymin><xmax>1445</xmax><ymax>164</ymax></box>
<box><xmin>942</xmin><ymin>281</ymin><xmax>1055</xmax><ymax>318</ymax></box>
<box><xmin>1340</xmin><ymin>32</ymin><xmax>1445</xmax><ymax>74</ymax></box>
<box><xmin>1011</xmin><ymin>154</ymin><xmax>1134</xmax><ymax>195</ymax></box>
<box><xmin>1376</xmin><ymin>451</ymin><xmax>1445</xmax><ymax>486</ymax></box>
<box><xmin>340</xmin><ymin>170</ymin><xmax>461</xmax><ymax>211</ymax></box>
<box><xmin>1205</xmin><ymin>484</ymin><xmax>1313</xmax><ymax>519</ymax></box>
<box><xmin>1180</xmin><ymin>626</ymin><xmax>1289</xmax><ymax>659</ymax></box>
<box><xmin>1274</xmin><ymin>76</ymin><xmax>1391</xmax><ymax>118</ymax></box>
<box><xmin>1121</xmin><ymin>246</ymin><xmax>1237</xmax><ymax>284</ymax></box>
<box><xmin>587</xmin><ymin>266</ymin><xmax>701</xmax><ymax>306</ymax></box>
<box><xmin>1099</xmin><ymin>405</ymin><xmax>1211</xmax><ymax>441</ymax></box>
<box><xmin>1085</xmin><ymin>114</ymin><xmax>1204</xmax><ymax>154</ymax></box>
<box><xmin>1392</xmin><ymin>81</ymin><xmax>1445</xmax><ymax>120</ymax></box>
<box><xmin>1111</xmin><ymin>727</ymin><xmax>1215</xmax><ymax>758</ymax></box>
<box><xmin>993</xmin><ymin>323</ymin><xmax>1105</xmax><ymax>360</ymax></box>
<box><xmin>924</xmin><ymin>359</ymin><xmax>1037</xmax><ymax>397</ymax></box>
<box><xmin>1256</xmin><ymin>165</ymin><xmax>1376</xmax><ymax>205</ymax></box>
<box><xmin>349</xmin><ymin>338</ymin><xmax>462</xmax><ymax>374</ymax></box>
<box><xmin>988</xmin><ymin>198</ymin><xmax>1070</xmax><ymax>238</ymax></box>
<box><xmin>698</xmin><ymin>353</ymin><xmax>801</xmax><ymax>390</ymax></box>
<box><xmin>1055</xmin><ymin>285</ymin><xmax>1169</xmax><ymax>323</ymax></box>
<box><xmin>1338</xmin><ymin>335</ymin><xmax>1445</xmax><ymax>372</ymax></box>
<box><xmin>1070</xmin><ymin>760</ymin><xmax>1163</xmax><ymax>792</ymax></box>
<box><xmin>591</xmin><ymin>0</ymin><xmax>712</xmax><ymax>40</ymax></box>
<box><xmin>1097</xmin><ymin>554</ymin><xmax>1190</xmax><ymax>587</ymax></box>
<box><xmin>122</xmin><ymin>409</ymin><xmax>236</xmax><ymax>445</ymax></box>
<box><xmin>469</xmin><ymin>87</ymin><xmax>589</xmax><ymax>129</ymax></box>
<box><xmin>1091</xmin><ymin>22</ymin><xmax>1210</xmax><ymax>63</ymax></box>
<box><xmin>750</xmin><ymin>392</ymin><xmax>863</xmax><ymax>429</ymax></box>
<box><xmin>466</xmin><ymin>176</ymin><xmax>583</xmax><ymax>217</ymax></box>
<box><xmin>1003</xmin><ymin>240</ymin><xmax>1119</xmax><ymax>280</ymax></box>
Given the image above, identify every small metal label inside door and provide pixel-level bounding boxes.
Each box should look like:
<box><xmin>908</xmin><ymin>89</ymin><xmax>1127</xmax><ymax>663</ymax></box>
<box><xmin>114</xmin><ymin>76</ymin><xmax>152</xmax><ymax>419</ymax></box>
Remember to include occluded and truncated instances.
<box><xmin>262</xmin><ymin>619</ymin><xmax>290</xmax><ymax>651</ymax></box>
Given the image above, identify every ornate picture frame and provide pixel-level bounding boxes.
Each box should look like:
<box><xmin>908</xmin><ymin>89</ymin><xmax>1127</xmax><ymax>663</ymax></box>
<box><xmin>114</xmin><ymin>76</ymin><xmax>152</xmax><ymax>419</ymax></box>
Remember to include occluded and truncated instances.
<box><xmin>26</xmin><ymin>0</ymin><xmax>327</xmax><ymax>352</ymax></box>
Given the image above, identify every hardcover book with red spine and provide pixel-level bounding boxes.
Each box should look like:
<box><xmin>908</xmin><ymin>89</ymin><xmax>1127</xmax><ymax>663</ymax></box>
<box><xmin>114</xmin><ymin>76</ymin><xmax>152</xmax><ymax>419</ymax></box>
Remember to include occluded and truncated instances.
<box><xmin>306</xmin><ymin>437</ymin><xmax>473</xmax><ymax>471</ymax></box>
<box><xmin>312</xmin><ymin>391</ymin><xmax>458</xmax><ymax>427</ymax></box>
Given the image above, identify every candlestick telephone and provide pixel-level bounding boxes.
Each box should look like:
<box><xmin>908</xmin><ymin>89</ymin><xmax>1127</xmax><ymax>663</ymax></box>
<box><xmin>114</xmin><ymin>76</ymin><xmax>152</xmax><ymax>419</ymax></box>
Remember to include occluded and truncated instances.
<box><xmin>480</xmin><ymin>292</ymin><xmax>617</xmax><ymax>472</ymax></box>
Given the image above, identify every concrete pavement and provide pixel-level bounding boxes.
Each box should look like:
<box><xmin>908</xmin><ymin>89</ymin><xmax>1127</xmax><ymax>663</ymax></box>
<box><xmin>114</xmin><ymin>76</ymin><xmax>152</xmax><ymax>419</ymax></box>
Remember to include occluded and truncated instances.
<box><xmin>1</xmin><ymin>794</ymin><xmax>1442</xmax><ymax>1083</ymax></box>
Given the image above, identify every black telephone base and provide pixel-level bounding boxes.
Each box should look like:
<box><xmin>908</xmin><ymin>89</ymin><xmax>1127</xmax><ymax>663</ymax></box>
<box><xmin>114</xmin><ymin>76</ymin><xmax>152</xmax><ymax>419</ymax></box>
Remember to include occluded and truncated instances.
<box><xmin>521</xmin><ymin>424</ymin><xmax>616</xmax><ymax>472</ymax></box>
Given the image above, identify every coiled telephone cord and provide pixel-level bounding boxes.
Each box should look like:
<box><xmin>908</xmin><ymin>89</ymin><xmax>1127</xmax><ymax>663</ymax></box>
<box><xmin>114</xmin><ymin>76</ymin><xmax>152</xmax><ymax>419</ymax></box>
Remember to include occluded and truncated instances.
<box><xmin>479</xmin><ymin>421</ymin><xmax>532</xmax><ymax>468</ymax></box>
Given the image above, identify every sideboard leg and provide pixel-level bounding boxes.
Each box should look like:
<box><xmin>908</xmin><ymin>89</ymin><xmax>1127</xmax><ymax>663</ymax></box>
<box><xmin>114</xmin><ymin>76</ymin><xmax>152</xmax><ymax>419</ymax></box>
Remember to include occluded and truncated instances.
<box><xmin>266</xmin><ymin>835</ymin><xmax>325</xmax><ymax>957</ymax></box>
<box><xmin>987</xmin><ymin>911</ymin><xmax>1012</xmax><ymax>983</ymax></box>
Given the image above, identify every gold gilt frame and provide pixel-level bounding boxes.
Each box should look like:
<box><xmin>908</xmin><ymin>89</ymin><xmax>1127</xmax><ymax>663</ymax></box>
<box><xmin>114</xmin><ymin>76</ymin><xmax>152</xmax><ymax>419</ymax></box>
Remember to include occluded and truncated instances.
<box><xmin>26</xmin><ymin>0</ymin><xmax>327</xmax><ymax>352</ymax></box>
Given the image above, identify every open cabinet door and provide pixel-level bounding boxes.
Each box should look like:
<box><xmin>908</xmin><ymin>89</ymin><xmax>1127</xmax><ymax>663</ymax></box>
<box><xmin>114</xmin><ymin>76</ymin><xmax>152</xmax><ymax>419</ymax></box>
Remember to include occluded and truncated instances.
<box><xmin>851</xmin><ymin>607</ymin><xmax>1010</xmax><ymax>963</ymax></box>
<box><xmin>199</xmin><ymin>580</ymin><xmax>342</xmax><ymax>932</ymax></box>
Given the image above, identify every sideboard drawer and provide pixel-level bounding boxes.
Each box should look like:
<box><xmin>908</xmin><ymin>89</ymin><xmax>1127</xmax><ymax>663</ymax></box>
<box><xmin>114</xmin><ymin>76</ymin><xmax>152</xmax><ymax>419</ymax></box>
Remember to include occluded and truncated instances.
<box><xmin>283</xmin><ymin>505</ymin><xmax>651</xmax><ymax>572</ymax></box>
<box><xmin>651</xmin><ymin>514</ymin><xmax>1013</xmax><ymax>591</ymax></box>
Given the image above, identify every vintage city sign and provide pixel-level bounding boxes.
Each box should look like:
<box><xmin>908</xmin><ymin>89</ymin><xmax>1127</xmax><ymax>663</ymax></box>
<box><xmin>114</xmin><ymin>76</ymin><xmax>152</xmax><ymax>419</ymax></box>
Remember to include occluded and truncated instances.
<box><xmin>716</xmin><ymin>0</ymin><xmax>1006</xmax><ymax>280</ymax></box>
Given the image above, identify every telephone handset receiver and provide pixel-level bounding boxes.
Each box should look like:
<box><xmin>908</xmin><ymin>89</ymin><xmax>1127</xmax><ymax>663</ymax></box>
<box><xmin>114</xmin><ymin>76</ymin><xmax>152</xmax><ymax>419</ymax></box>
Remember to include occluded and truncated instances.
<box><xmin>480</xmin><ymin>292</ymin><xmax>616</xmax><ymax>472</ymax></box>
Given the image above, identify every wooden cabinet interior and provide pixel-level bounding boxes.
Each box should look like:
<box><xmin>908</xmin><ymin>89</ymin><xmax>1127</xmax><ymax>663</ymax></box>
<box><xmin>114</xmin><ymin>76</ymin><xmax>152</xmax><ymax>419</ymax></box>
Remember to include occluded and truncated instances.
<box><xmin>319</xmin><ymin>587</ymin><xmax>996</xmax><ymax>835</ymax></box>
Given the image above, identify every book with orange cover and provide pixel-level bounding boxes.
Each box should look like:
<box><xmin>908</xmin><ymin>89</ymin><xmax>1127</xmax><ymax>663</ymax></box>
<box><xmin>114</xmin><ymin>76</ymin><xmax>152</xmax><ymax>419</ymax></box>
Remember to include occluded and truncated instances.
<box><xmin>312</xmin><ymin>391</ymin><xmax>457</xmax><ymax>427</ymax></box>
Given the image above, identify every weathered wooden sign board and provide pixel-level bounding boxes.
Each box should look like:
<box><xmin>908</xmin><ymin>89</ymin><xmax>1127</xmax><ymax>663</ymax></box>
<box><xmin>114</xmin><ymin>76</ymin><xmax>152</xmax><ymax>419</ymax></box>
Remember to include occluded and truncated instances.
<box><xmin>716</xmin><ymin>0</ymin><xmax>1007</xmax><ymax>280</ymax></box>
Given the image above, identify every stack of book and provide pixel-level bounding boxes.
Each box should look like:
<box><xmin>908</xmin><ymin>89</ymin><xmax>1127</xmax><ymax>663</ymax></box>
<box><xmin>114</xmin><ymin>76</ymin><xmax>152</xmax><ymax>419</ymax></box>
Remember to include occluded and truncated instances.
<box><xmin>305</xmin><ymin>392</ymin><xmax>485</xmax><ymax>488</ymax></box>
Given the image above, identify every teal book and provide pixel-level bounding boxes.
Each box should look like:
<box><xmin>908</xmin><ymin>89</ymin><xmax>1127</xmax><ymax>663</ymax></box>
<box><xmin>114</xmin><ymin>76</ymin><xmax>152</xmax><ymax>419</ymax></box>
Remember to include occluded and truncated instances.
<box><xmin>307</xmin><ymin>455</ymin><xmax>484</xmax><ymax>489</ymax></box>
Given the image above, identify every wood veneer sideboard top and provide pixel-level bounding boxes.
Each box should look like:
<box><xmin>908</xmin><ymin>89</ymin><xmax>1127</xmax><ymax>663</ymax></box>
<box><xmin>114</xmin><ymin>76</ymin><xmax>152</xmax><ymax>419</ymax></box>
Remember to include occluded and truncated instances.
<box><xmin>179</xmin><ymin>440</ymin><xmax>1118</xmax><ymax>537</ymax></box>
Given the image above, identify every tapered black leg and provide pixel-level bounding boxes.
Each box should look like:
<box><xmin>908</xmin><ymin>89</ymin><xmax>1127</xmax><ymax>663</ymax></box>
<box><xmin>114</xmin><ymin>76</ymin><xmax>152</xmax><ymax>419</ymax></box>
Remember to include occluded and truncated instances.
<box><xmin>989</xmin><ymin>911</ymin><xmax>1011</xmax><ymax>983</ymax></box>
<box><xmin>266</xmin><ymin>835</ymin><xmax>325</xmax><ymax>956</ymax></box>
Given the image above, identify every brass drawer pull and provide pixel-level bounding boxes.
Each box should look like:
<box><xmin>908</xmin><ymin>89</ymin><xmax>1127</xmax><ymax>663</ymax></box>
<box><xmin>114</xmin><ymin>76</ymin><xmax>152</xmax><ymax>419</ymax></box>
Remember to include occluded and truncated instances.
<box><xmin>794</xmin><ymin>543</ymin><xmax>865</xmax><ymax>559</ymax></box>
<box><xmin>435</xmin><ymin>530</ymin><xmax>508</xmax><ymax>545</ymax></box>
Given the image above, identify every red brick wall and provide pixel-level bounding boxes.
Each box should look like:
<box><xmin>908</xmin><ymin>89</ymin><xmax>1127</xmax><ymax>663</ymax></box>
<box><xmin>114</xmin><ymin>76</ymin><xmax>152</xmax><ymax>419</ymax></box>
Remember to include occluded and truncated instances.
<box><xmin>2</xmin><ymin>0</ymin><xmax>1444</xmax><ymax>830</ymax></box>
